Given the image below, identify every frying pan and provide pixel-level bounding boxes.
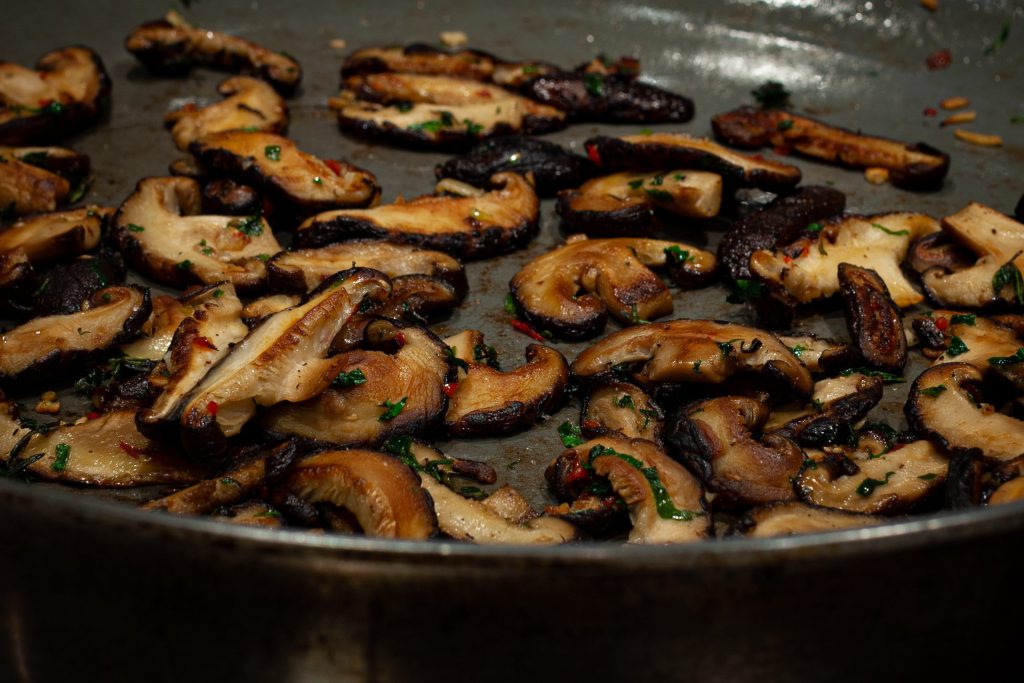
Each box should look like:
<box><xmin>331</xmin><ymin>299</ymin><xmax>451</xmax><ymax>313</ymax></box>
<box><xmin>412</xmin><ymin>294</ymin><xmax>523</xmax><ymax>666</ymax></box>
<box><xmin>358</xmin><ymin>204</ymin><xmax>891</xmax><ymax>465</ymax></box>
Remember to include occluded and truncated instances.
<box><xmin>1</xmin><ymin>0</ymin><xmax>1022</xmax><ymax>680</ymax></box>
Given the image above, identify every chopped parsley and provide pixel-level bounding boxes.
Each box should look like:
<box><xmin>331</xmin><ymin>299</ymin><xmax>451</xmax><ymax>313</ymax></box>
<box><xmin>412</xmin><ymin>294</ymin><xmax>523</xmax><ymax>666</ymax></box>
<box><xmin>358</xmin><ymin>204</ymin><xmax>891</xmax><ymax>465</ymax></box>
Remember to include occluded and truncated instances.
<box><xmin>806</xmin><ymin>222</ymin><xmax>823</xmax><ymax>232</ymax></box>
<box><xmin>644</xmin><ymin>188</ymin><xmax>673</xmax><ymax>202</ymax></box>
<box><xmin>777</xmin><ymin>118</ymin><xmax>794</xmax><ymax>132</ymax></box>
<box><xmin>946</xmin><ymin>336</ymin><xmax>969</xmax><ymax>357</ymax></box>
<box><xmin>197</xmin><ymin>239</ymin><xmax>214</xmax><ymax>256</ymax></box>
<box><xmin>264</xmin><ymin>145</ymin><xmax>282</xmax><ymax>161</ymax></box>
<box><xmin>993</xmin><ymin>261</ymin><xmax>1024</xmax><ymax>305</ymax></box>
<box><xmin>751</xmin><ymin>80</ymin><xmax>791</xmax><ymax>109</ymax></box>
<box><xmin>395</xmin><ymin>101</ymin><xmax>414</xmax><ymax>112</ymax></box>
<box><xmin>870</xmin><ymin>222</ymin><xmax>910</xmax><ymax>236</ymax></box>
<box><xmin>583</xmin><ymin>73</ymin><xmax>604</xmax><ymax>97</ymax></box>
<box><xmin>557</xmin><ymin>421</ymin><xmax>583</xmax><ymax>447</ymax></box>
<box><xmin>856</xmin><ymin>471</ymin><xmax>895</xmax><ymax>497</ymax></box>
<box><xmin>983</xmin><ymin>20</ymin><xmax>1011</xmax><ymax>55</ymax></box>
<box><xmin>615</xmin><ymin>394</ymin><xmax>635</xmax><ymax>409</ymax></box>
<box><xmin>789</xmin><ymin>344</ymin><xmax>806</xmax><ymax>358</ymax></box>
<box><xmin>126</xmin><ymin>223</ymin><xmax>146</xmax><ymax>233</ymax></box>
<box><xmin>627</xmin><ymin>178</ymin><xmax>644</xmax><ymax>190</ymax></box>
<box><xmin>918</xmin><ymin>473</ymin><xmax>938</xmax><ymax>481</ymax></box>
<box><xmin>919</xmin><ymin>385</ymin><xmax>947</xmax><ymax>398</ymax></box>
<box><xmin>587</xmin><ymin>445</ymin><xmax>704</xmax><ymax>521</ymax></box>
<box><xmin>622</xmin><ymin>304</ymin><xmax>648</xmax><ymax>324</ymax></box>
<box><xmin>176</xmin><ymin>259</ymin><xmax>192</xmax><ymax>271</ymax></box>
<box><xmin>692</xmin><ymin>359</ymin><xmax>702</xmax><ymax>374</ymax></box>
<box><xmin>472</xmin><ymin>343</ymin><xmax>500</xmax><ymax>369</ymax></box>
<box><xmin>464</xmin><ymin>119</ymin><xmax>483</xmax><ymax>135</ymax></box>
<box><xmin>51</xmin><ymin>443</ymin><xmax>71</xmax><ymax>472</ymax></box>
<box><xmin>228</xmin><ymin>214</ymin><xmax>263</xmax><ymax>236</ymax></box>
<box><xmin>988</xmin><ymin>348</ymin><xmax>1024</xmax><ymax>366</ymax></box>
<box><xmin>840</xmin><ymin>367</ymin><xmax>905</xmax><ymax>383</ymax></box>
<box><xmin>726</xmin><ymin>278</ymin><xmax>766</xmax><ymax>303</ymax></box>
<box><xmin>664</xmin><ymin>245</ymin><xmax>693</xmax><ymax>266</ymax></box>
<box><xmin>638</xmin><ymin>408</ymin><xmax>659</xmax><ymax>430</ymax></box>
<box><xmin>378</xmin><ymin>397</ymin><xmax>408</xmax><ymax>422</ymax></box>
<box><xmin>503</xmin><ymin>292</ymin><xmax>519</xmax><ymax>315</ymax></box>
<box><xmin>333</xmin><ymin>368</ymin><xmax>367</xmax><ymax>387</ymax></box>
<box><xmin>950</xmin><ymin>313</ymin><xmax>976</xmax><ymax>326</ymax></box>
<box><xmin>312</xmin><ymin>176</ymin><xmax>322</xmax><ymax>185</ymax></box>
<box><xmin>212</xmin><ymin>289</ymin><xmax>224</xmax><ymax>298</ymax></box>
<box><xmin>446</xmin><ymin>346</ymin><xmax>470</xmax><ymax>372</ymax></box>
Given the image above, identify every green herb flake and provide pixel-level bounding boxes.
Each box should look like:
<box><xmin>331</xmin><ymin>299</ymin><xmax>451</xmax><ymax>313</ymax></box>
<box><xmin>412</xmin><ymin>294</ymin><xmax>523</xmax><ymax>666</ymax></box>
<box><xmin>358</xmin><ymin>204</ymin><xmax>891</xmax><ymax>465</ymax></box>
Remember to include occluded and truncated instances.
<box><xmin>503</xmin><ymin>292</ymin><xmax>519</xmax><ymax>315</ymax></box>
<box><xmin>810</xmin><ymin>398</ymin><xmax>825</xmax><ymax>413</ymax></box>
<box><xmin>751</xmin><ymin>80</ymin><xmax>791</xmax><ymax>109</ymax></box>
<box><xmin>88</xmin><ymin>261</ymin><xmax>108</xmax><ymax>286</ymax></box>
<box><xmin>988</xmin><ymin>348</ymin><xmax>1024</xmax><ymax>366</ymax></box>
<box><xmin>726</xmin><ymin>278</ymin><xmax>767</xmax><ymax>304</ymax></box>
<box><xmin>126</xmin><ymin>223</ymin><xmax>146</xmax><ymax>233</ymax></box>
<box><xmin>446</xmin><ymin>346</ymin><xmax>470</xmax><ymax>372</ymax></box>
<box><xmin>257</xmin><ymin>253</ymin><xmax>271</xmax><ymax>263</ymax></box>
<box><xmin>692</xmin><ymin>359</ymin><xmax>702</xmax><ymax>374</ymax></box>
<box><xmin>51</xmin><ymin>443</ymin><xmax>71</xmax><ymax>472</ymax></box>
<box><xmin>264</xmin><ymin>145</ymin><xmax>282</xmax><ymax>161</ymax></box>
<box><xmin>378</xmin><ymin>397</ymin><xmax>408</xmax><ymax>422</ymax></box>
<box><xmin>439</xmin><ymin>110</ymin><xmax>455</xmax><ymax>127</ymax></box>
<box><xmin>557</xmin><ymin>421</ymin><xmax>583</xmax><ymax>448</ymax></box>
<box><xmin>920</xmin><ymin>385</ymin><xmax>947</xmax><ymax>398</ymax></box>
<box><xmin>213</xmin><ymin>289</ymin><xmax>224</xmax><ymax>298</ymax></box>
<box><xmin>1011</xmin><ymin>115</ymin><xmax>1024</xmax><ymax>125</ymax></box>
<box><xmin>312</xmin><ymin>176</ymin><xmax>322</xmax><ymax>185</ymax></box>
<box><xmin>918</xmin><ymin>473</ymin><xmax>938</xmax><ymax>481</ymax></box>
<box><xmin>946</xmin><ymin>336</ymin><xmax>970</xmax><ymax>357</ymax></box>
<box><xmin>950</xmin><ymin>314</ymin><xmax>976</xmax><ymax>326</ymax></box>
<box><xmin>983</xmin><ymin>20</ymin><xmax>1011</xmax><ymax>55</ymax></box>
<box><xmin>254</xmin><ymin>508</ymin><xmax>282</xmax><ymax>519</ymax></box>
<box><xmin>993</xmin><ymin>261</ymin><xmax>1024</xmax><ymax>305</ymax></box>
<box><xmin>464</xmin><ymin>119</ymin><xmax>483</xmax><ymax>135</ymax></box>
<box><xmin>228</xmin><ymin>214</ymin><xmax>263</xmax><ymax>237</ymax></box>
<box><xmin>396</xmin><ymin>101</ymin><xmax>414</xmax><ymax>113</ymax></box>
<box><xmin>220</xmin><ymin>477</ymin><xmax>240</xmax><ymax>487</ymax></box>
<box><xmin>856</xmin><ymin>471</ymin><xmax>895</xmax><ymax>497</ymax></box>
<box><xmin>817</xmin><ymin>241</ymin><xmax>828</xmax><ymax>256</ymax></box>
<box><xmin>840</xmin><ymin>367</ymin><xmax>905</xmax><ymax>383</ymax></box>
<box><xmin>615</xmin><ymin>394</ymin><xmax>636</xmax><ymax>410</ymax></box>
<box><xmin>627</xmin><ymin>178</ymin><xmax>644</xmax><ymax>190</ymax></box>
<box><xmin>333</xmin><ymin>368</ymin><xmax>367</xmax><ymax>387</ymax></box>
<box><xmin>871</xmin><ymin>222</ymin><xmax>910</xmax><ymax>236</ymax></box>
<box><xmin>806</xmin><ymin>222</ymin><xmax>823</xmax><ymax>232</ymax></box>
<box><xmin>644</xmin><ymin>188</ymin><xmax>673</xmax><ymax>202</ymax></box>
<box><xmin>789</xmin><ymin>344</ymin><xmax>806</xmax><ymax>358</ymax></box>
<box><xmin>521</xmin><ymin>64</ymin><xmax>539</xmax><ymax>74</ymax></box>
<box><xmin>583</xmin><ymin>73</ymin><xmax>604</xmax><ymax>97</ymax></box>
<box><xmin>664</xmin><ymin>245</ymin><xmax>693</xmax><ymax>265</ymax></box>
<box><xmin>472</xmin><ymin>343</ymin><xmax>500</xmax><ymax>369</ymax></box>
<box><xmin>777</xmin><ymin>118</ymin><xmax>794</xmax><ymax>132</ymax></box>
<box><xmin>623</xmin><ymin>304</ymin><xmax>649</xmax><ymax>324</ymax></box>
<box><xmin>588</xmin><ymin>445</ymin><xmax>704</xmax><ymax>521</ymax></box>
<box><xmin>176</xmin><ymin>259</ymin><xmax>192</xmax><ymax>271</ymax></box>
<box><xmin>459</xmin><ymin>485</ymin><xmax>487</xmax><ymax>500</ymax></box>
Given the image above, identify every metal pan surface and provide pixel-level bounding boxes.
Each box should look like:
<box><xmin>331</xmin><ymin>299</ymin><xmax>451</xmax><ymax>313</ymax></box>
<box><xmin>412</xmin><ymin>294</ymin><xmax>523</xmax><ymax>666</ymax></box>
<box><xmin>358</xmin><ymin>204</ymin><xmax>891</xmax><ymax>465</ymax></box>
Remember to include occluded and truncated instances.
<box><xmin>1</xmin><ymin>0</ymin><xmax>1022</xmax><ymax>680</ymax></box>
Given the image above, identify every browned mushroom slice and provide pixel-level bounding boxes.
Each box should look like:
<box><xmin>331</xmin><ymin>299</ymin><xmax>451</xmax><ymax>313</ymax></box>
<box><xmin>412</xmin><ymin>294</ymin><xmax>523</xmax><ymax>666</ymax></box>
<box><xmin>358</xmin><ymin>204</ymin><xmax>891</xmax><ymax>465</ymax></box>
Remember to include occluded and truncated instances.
<box><xmin>509</xmin><ymin>235</ymin><xmax>716</xmax><ymax>340</ymax></box>
<box><xmin>905</xmin><ymin>232</ymin><xmax>975</xmax><ymax>276</ymax></box>
<box><xmin>0</xmin><ymin>47</ymin><xmax>110</xmax><ymax>145</ymax></box>
<box><xmin>442</xmin><ymin>330</ymin><xmax>569</xmax><ymax>436</ymax></box>
<box><xmin>990</xmin><ymin>478</ymin><xmax>1024</xmax><ymax>505</ymax></box>
<box><xmin>583</xmin><ymin>133</ymin><xmax>802</xmax><ymax>192</ymax></box>
<box><xmin>521</xmin><ymin>71</ymin><xmax>694</xmax><ymax>124</ymax></box>
<box><xmin>734</xmin><ymin>501</ymin><xmax>883</xmax><ymax>538</ymax></box>
<box><xmin>669</xmin><ymin>396</ymin><xmax>806</xmax><ymax>507</ymax></box>
<box><xmin>112</xmin><ymin>176</ymin><xmax>282</xmax><ymax>293</ymax></box>
<box><xmin>212</xmin><ymin>502</ymin><xmax>284</xmax><ymax>527</ymax></box>
<box><xmin>341</xmin><ymin>43</ymin><xmax>499</xmax><ymax>80</ymax></box>
<box><xmin>398</xmin><ymin>441</ymin><xmax>577</xmax><ymax>544</ymax></box>
<box><xmin>920</xmin><ymin>203</ymin><xmax>1024</xmax><ymax>309</ymax></box>
<box><xmin>0</xmin><ymin>286</ymin><xmax>149</xmax><ymax>384</ymax></box>
<box><xmin>988</xmin><ymin>456</ymin><xmax>1024</xmax><ymax>506</ymax></box>
<box><xmin>719</xmin><ymin>186</ymin><xmax>847</xmax><ymax>283</ymax></box>
<box><xmin>0</xmin><ymin>206</ymin><xmax>109</xmax><ymax>265</ymax></box>
<box><xmin>164</xmin><ymin>76</ymin><xmax>288</xmax><ymax>150</ymax></box>
<box><xmin>554</xmin><ymin>435</ymin><xmax>710</xmax><ymax>543</ymax></box>
<box><xmin>189</xmin><ymin>131</ymin><xmax>379</xmax><ymax>212</ymax></box>
<box><xmin>710</xmin><ymin>106</ymin><xmax>950</xmax><ymax>190</ymax></box>
<box><xmin>125</xmin><ymin>10</ymin><xmax>302</xmax><ymax>94</ymax></box>
<box><xmin>581</xmin><ymin>382</ymin><xmax>664</xmax><ymax>444</ymax></box>
<box><xmin>144</xmin><ymin>455</ymin><xmax>268</xmax><ymax>515</ymax></box>
<box><xmin>0</xmin><ymin>403</ymin><xmax>201</xmax><ymax>487</ymax></box>
<box><xmin>765</xmin><ymin>373</ymin><xmax>884</xmax><ymax>447</ymax></box>
<box><xmin>750</xmin><ymin>212</ymin><xmax>940</xmax><ymax>309</ymax></box>
<box><xmin>795</xmin><ymin>436</ymin><xmax>947</xmax><ymax>514</ymax></box>
<box><xmin>263</xmin><ymin>320</ymin><xmax>451</xmax><ymax>448</ymax></box>
<box><xmin>0</xmin><ymin>146</ymin><xmax>90</xmax><ymax>217</ymax></box>
<box><xmin>200</xmin><ymin>178</ymin><xmax>262</xmax><ymax>216</ymax></box>
<box><xmin>178</xmin><ymin>269</ymin><xmax>389</xmax><ymax>459</ymax></box>
<box><xmin>334</xmin><ymin>73</ymin><xmax>566</xmax><ymax>148</ymax></box>
<box><xmin>294</xmin><ymin>172</ymin><xmax>538</xmax><ymax>260</ymax></box>
<box><xmin>572</xmin><ymin>319</ymin><xmax>813</xmax><ymax>397</ymax></box>
<box><xmin>138</xmin><ymin>284</ymin><xmax>248</xmax><ymax>435</ymax></box>
<box><xmin>240</xmin><ymin>293</ymin><xmax>299</xmax><ymax>326</ymax></box>
<box><xmin>838</xmin><ymin>263</ymin><xmax>907</xmax><ymax>373</ymax></box>
<box><xmin>267</xmin><ymin>240</ymin><xmax>466</xmax><ymax>296</ymax></box>
<box><xmin>906</xmin><ymin>363</ymin><xmax>1024</xmax><ymax>463</ymax></box>
<box><xmin>273</xmin><ymin>449</ymin><xmax>437</xmax><ymax>538</ymax></box>
<box><xmin>120</xmin><ymin>292</ymin><xmax>199</xmax><ymax>360</ymax></box>
<box><xmin>556</xmin><ymin>170</ymin><xmax>722</xmax><ymax>235</ymax></box>
<box><xmin>913</xmin><ymin>311</ymin><xmax>1024</xmax><ymax>390</ymax></box>
<box><xmin>776</xmin><ymin>332</ymin><xmax>859</xmax><ymax>375</ymax></box>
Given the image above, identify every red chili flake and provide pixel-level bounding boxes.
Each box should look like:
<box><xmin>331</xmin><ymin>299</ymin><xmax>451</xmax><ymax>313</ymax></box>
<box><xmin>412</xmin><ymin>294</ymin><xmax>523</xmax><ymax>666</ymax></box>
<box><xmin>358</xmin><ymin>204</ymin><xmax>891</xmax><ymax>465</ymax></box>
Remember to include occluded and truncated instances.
<box><xmin>581</xmin><ymin>419</ymin><xmax>601</xmax><ymax>431</ymax></box>
<box><xmin>86</xmin><ymin>411</ymin><xmax>101</xmax><ymax>420</ymax></box>
<box><xmin>193</xmin><ymin>336</ymin><xmax>217</xmax><ymax>351</ymax></box>
<box><xmin>773</xmin><ymin>145</ymin><xmax>791</xmax><ymax>156</ymax></box>
<box><xmin>585</xmin><ymin>143</ymin><xmax>602</xmax><ymax>166</ymax></box>
<box><xmin>511</xmin><ymin>319</ymin><xmax>545</xmax><ymax>341</ymax></box>
<box><xmin>926</xmin><ymin>48</ymin><xmax>952</xmax><ymax>70</ymax></box>
<box><xmin>564</xmin><ymin>464</ymin><xmax>590</xmax><ymax>485</ymax></box>
<box><xmin>783</xmin><ymin>255</ymin><xmax>793</xmax><ymax>265</ymax></box>
<box><xmin>800</xmin><ymin>245</ymin><xmax>810</xmax><ymax>258</ymax></box>
<box><xmin>443</xmin><ymin>382</ymin><xmax>458</xmax><ymax>397</ymax></box>
<box><xmin>206</xmin><ymin>400</ymin><xmax>219</xmax><ymax>415</ymax></box>
<box><xmin>923</xmin><ymin>107</ymin><xmax>938</xmax><ymax>117</ymax></box>
<box><xmin>935</xmin><ymin>317</ymin><xmax>949</xmax><ymax>331</ymax></box>
<box><xmin>325</xmin><ymin>159</ymin><xmax>343</xmax><ymax>175</ymax></box>
<box><xmin>119</xmin><ymin>441</ymin><xmax>146</xmax><ymax>459</ymax></box>
<box><xmin>394</xmin><ymin>331</ymin><xmax>407</xmax><ymax>347</ymax></box>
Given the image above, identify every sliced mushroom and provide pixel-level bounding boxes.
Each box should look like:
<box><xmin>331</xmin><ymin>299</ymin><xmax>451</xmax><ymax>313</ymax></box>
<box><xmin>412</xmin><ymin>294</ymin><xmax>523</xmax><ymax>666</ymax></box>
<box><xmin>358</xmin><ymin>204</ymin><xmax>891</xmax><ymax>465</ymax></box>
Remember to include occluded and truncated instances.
<box><xmin>178</xmin><ymin>268</ymin><xmax>389</xmax><ymax>459</ymax></box>
<box><xmin>112</xmin><ymin>176</ymin><xmax>282</xmax><ymax>293</ymax></box>
<box><xmin>733</xmin><ymin>501</ymin><xmax>883</xmax><ymax>538</ymax></box>
<box><xmin>668</xmin><ymin>396</ymin><xmax>806</xmax><ymax>507</ymax></box>
<box><xmin>125</xmin><ymin>10</ymin><xmax>302</xmax><ymax>94</ymax></box>
<box><xmin>363</xmin><ymin>275</ymin><xmax>463</xmax><ymax>325</ymax></box>
<box><xmin>263</xmin><ymin>319</ymin><xmax>451</xmax><ymax>448</ymax></box>
<box><xmin>572</xmin><ymin>319</ymin><xmax>813</xmax><ymax>397</ymax></box>
<box><xmin>294</xmin><ymin>172</ymin><xmax>538</xmax><ymax>260</ymax></box>
<box><xmin>905</xmin><ymin>232</ymin><xmax>975</xmax><ymax>276</ymax></box>
<box><xmin>0</xmin><ymin>403</ymin><xmax>201</xmax><ymax>487</ymax></box>
<box><xmin>581</xmin><ymin>382</ymin><xmax>664</xmax><ymax>444</ymax></box>
<box><xmin>20</xmin><ymin>249</ymin><xmax>126</xmax><ymax>318</ymax></box>
<box><xmin>435</xmin><ymin>136</ymin><xmax>596</xmax><ymax>197</ymax></box>
<box><xmin>164</xmin><ymin>76</ymin><xmax>288</xmax><ymax>150</ymax></box>
<box><xmin>396</xmin><ymin>440</ymin><xmax>577</xmax><ymax>544</ymax></box>
<box><xmin>556</xmin><ymin>170</ymin><xmax>722</xmax><ymax>235</ymax></box>
<box><xmin>267</xmin><ymin>240</ymin><xmax>466</xmax><ymax>296</ymax></box>
<box><xmin>795</xmin><ymin>436</ymin><xmax>947</xmax><ymax>514</ymax></box>
<box><xmin>989</xmin><ymin>456</ymin><xmax>1024</xmax><ymax>506</ymax></box>
<box><xmin>0</xmin><ymin>285</ymin><xmax>149</xmax><ymax>385</ymax></box>
<box><xmin>442</xmin><ymin>330</ymin><xmax>569</xmax><ymax>436</ymax></box>
<box><xmin>776</xmin><ymin>332</ymin><xmax>860</xmax><ymax>375</ymax></box>
<box><xmin>919</xmin><ymin>203</ymin><xmax>1024</xmax><ymax>309</ymax></box>
<box><xmin>711</xmin><ymin>106</ymin><xmax>950</xmax><ymax>190</ymax></box>
<box><xmin>272</xmin><ymin>449</ymin><xmax>437</xmax><ymax>538</ymax></box>
<box><xmin>549</xmin><ymin>435</ymin><xmax>710</xmax><ymax>543</ymax></box>
<box><xmin>0</xmin><ymin>47</ymin><xmax>110</xmax><ymax>145</ymax></box>
<box><xmin>838</xmin><ymin>263</ymin><xmax>907</xmax><ymax>373</ymax></box>
<box><xmin>334</xmin><ymin>73</ymin><xmax>566</xmax><ymax>149</ymax></box>
<box><xmin>120</xmin><ymin>291</ymin><xmax>205</xmax><ymax>360</ymax></box>
<box><xmin>341</xmin><ymin>43</ymin><xmax>500</xmax><ymax>81</ymax></box>
<box><xmin>583</xmin><ymin>133</ymin><xmax>802</xmax><ymax>192</ymax></box>
<box><xmin>189</xmin><ymin>131</ymin><xmax>379</xmax><ymax>212</ymax></box>
<box><xmin>0</xmin><ymin>206</ymin><xmax>108</xmax><ymax>263</ymax></box>
<box><xmin>240</xmin><ymin>293</ymin><xmax>299</xmax><ymax>326</ymax></box>
<box><xmin>509</xmin><ymin>235</ymin><xmax>716</xmax><ymax>340</ymax></box>
<box><xmin>913</xmin><ymin>311</ymin><xmax>1024</xmax><ymax>391</ymax></box>
<box><xmin>143</xmin><ymin>448</ymin><xmax>274</xmax><ymax>515</ymax></box>
<box><xmin>765</xmin><ymin>373</ymin><xmax>884</xmax><ymax>447</ymax></box>
<box><xmin>906</xmin><ymin>362</ymin><xmax>1024</xmax><ymax>462</ymax></box>
<box><xmin>0</xmin><ymin>146</ymin><xmax>90</xmax><ymax>216</ymax></box>
<box><xmin>200</xmin><ymin>178</ymin><xmax>262</xmax><ymax>216</ymax></box>
<box><xmin>521</xmin><ymin>71</ymin><xmax>694</xmax><ymax>123</ymax></box>
<box><xmin>718</xmin><ymin>186</ymin><xmax>846</xmax><ymax>282</ymax></box>
<box><xmin>138</xmin><ymin>284</ymin><xmax>248</xmax><ymax>436</ymax></box>
<box><xmin>750</xmin><ymin>212</ymin><xmax>940</xmax><ymax>309</ymax></box>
